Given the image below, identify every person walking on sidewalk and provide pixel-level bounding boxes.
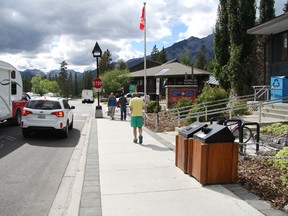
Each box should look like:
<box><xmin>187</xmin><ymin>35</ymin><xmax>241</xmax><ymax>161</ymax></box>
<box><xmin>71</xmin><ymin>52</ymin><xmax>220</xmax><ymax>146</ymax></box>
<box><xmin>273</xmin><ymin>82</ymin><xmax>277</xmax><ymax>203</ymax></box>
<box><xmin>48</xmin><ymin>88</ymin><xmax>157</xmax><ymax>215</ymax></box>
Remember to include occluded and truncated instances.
<box><xmin>118</xmin><ymin>93</ymin><xmax>127</xmax><ymax>121</ymax></box>
<box><xmin>129</xmin><ymin>92</ymin><xmax>145</xmax><ymax>144</ymax></box>
<box><xmin>108</xmin><ymin>92</ymin><xmax>117</xmax><ymax>120</ymax></box>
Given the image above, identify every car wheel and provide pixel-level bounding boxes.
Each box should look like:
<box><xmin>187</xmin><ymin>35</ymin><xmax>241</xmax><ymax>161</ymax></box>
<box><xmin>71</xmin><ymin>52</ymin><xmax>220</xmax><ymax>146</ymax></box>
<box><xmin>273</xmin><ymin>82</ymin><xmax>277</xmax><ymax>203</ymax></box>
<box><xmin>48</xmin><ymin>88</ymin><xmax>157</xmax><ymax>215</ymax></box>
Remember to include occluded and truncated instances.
<box><xmin>12</xmin><ymin>109</ymin><xmax>22</xmax><ymax>125</ymax></box>
<box><xmin>22</xmin><ymin>129</ymin><xmax>30</xmax><ymax>138</ymax></box>
<box><xmin>61</xmin><ymin>125</ymin><xmax>69</xmax><ymax>138</ymax></box>
<box><xmin>69</xmin><ymin>118</ymin><xmax>73</xmax><ymax>129</ymax></box>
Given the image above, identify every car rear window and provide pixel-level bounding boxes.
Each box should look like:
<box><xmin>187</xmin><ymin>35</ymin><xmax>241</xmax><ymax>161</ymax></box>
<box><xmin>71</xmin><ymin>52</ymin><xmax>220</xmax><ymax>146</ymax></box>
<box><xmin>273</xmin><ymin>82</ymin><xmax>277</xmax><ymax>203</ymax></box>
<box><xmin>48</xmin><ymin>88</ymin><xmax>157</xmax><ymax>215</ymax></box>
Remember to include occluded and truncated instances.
<box><xmin>26</xmin><ymin>100</ymin><xmax>62</xmax><ymax>110</ymax></box>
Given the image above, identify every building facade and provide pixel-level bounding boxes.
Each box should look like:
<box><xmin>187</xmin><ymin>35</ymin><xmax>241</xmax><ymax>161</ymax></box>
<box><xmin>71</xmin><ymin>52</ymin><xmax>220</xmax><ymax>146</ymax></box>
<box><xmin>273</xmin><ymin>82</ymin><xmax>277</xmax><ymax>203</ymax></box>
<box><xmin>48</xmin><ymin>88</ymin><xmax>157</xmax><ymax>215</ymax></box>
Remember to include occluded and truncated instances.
<box><xmin>248</xmin><ymin>13</ymin><xmax>288</xmax><ymax>85</ymax></box>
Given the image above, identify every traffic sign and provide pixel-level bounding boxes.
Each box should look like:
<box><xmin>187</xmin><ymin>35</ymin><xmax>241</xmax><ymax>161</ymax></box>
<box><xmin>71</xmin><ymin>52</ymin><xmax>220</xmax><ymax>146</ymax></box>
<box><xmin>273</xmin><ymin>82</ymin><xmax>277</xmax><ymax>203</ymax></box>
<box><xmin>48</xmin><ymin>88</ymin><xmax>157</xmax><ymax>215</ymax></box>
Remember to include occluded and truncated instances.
<box><xmin>92</xmin><ymin>78</ymin><xmax>103</xmax><ymax>89</ymax></box>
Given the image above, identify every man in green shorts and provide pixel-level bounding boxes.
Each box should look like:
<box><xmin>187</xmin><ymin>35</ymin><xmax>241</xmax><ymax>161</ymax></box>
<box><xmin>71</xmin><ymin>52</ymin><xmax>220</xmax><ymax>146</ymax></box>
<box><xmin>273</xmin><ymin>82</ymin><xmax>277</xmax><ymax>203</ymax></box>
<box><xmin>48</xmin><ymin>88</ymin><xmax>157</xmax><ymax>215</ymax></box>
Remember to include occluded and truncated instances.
<box><xmin>129</xmin><ymin>92</ymin><xmax>145</xmax><ymax>144</ymax></box>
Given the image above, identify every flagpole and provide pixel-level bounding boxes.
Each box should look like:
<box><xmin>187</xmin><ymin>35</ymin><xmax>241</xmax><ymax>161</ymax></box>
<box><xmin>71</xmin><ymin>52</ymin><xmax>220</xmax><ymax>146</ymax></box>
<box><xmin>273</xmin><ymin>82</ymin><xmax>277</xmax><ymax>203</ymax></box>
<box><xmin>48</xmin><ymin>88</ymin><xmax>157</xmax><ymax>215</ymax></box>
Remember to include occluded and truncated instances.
<box><xmin>143</xmin><ymin>2</ymin><xmax>147</xmax><ymax>105</ymax></box>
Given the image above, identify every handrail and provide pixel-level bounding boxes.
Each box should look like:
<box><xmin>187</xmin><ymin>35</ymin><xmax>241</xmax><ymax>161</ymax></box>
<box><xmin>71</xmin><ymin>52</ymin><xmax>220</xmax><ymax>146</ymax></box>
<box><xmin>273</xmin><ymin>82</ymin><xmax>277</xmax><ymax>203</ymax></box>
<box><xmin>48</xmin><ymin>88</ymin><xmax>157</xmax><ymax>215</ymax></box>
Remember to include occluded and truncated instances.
<box><xmin>159</xmin><ymin>94</ymin><xmax>288</xmax><ymax>126</ymax></box>
<box><xmin>252</xmin><ymin>85</ymin><xmax>270</xmax><ymax>101</ymax></box>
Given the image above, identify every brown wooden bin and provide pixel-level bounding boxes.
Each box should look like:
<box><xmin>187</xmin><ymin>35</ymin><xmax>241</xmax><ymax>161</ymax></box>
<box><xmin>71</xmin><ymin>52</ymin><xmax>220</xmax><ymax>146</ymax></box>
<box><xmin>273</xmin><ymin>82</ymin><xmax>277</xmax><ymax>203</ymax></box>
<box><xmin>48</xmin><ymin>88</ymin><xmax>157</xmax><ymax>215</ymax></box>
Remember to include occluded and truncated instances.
<box><xmin>175</xmin><ymin>122</ymin><xmax>208</xmax><ymax>174</ymax></box>
<box><xmin>175</xmin><ymin>134</ymin><xmax>189</xmax><ymax>173</ymax></box>
<box><xmin>188</xmin><ymin>139</ymin><xmax>238</xmax><ymax>185</ymax></box>
<box><xmin>189</xmin><ymin>124</ymin><xmax>238</xmax><ymax>185</ymax></box>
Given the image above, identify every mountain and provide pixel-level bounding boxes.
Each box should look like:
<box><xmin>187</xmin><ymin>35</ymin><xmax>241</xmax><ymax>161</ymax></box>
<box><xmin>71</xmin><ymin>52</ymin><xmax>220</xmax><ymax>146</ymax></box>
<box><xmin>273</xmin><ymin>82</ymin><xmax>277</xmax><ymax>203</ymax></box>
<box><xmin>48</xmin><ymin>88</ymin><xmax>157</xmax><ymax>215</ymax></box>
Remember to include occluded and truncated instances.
<box><xmin>127</xmin><ymin>33</ymin><xmax>214</xmax><ymax>68</ymax></box>
<box><xmin>20</xmin><ymin>34</ymin><xmax>214</xmax><ymax>78</ymax></box>
<box><xmin>21</xmin><ymin>69</ymin><xmax>97</xmax><ymax>80</ymax></box>
<box><xmin>21</xmin><ymin>69</ymin><xmax>46</xmax><ymax>79</ymax></box>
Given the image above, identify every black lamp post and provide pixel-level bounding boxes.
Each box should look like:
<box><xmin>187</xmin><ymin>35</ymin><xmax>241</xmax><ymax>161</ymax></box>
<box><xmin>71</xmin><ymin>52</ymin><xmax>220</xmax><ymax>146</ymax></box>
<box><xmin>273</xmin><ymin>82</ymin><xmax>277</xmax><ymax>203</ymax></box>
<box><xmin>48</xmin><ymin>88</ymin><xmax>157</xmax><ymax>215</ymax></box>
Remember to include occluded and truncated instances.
<box><xmin>92</xmin><ymin>42</ymin><xmax>103</xmax><ymax>117</ymax></box>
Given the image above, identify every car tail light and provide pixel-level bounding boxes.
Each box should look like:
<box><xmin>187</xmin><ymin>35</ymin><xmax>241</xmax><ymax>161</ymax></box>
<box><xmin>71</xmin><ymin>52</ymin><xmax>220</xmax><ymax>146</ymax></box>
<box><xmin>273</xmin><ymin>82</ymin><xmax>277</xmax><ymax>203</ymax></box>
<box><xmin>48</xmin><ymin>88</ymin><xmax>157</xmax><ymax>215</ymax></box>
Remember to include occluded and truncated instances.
<box><xmin>60</xmin><ymin>122</ymin><xmax>63</xmax><ymax>128</ymax></box>
<box><xmin>51</xmin><ymin>111</ymin><xmax>64</xmax><ymax>117</ymax></box>
<box><xmin>22</xmin><ymin>110</ymin><xmax>33</xmax><ymax>116</ymax></box>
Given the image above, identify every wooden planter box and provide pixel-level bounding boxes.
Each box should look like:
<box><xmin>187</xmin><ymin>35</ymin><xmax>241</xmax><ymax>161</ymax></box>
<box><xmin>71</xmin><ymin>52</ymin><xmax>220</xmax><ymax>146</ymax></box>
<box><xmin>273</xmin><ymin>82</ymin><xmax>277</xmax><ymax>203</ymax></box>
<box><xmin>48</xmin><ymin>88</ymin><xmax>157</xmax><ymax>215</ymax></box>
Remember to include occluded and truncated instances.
<box><xmin>188</xmin><ymin>139</ymin><xmax>238</xmax><ymax>185</ymax></box>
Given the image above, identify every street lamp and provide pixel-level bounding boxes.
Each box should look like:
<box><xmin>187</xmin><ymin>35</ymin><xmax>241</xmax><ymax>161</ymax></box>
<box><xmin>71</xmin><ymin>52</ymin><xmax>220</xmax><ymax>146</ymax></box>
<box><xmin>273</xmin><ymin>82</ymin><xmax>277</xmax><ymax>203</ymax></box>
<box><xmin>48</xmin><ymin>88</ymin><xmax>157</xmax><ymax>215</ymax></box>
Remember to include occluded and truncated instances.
<box><xmin>92</xmin><ymin>42</ymin><xmax>103</xmax><ymax>118</ymax></box>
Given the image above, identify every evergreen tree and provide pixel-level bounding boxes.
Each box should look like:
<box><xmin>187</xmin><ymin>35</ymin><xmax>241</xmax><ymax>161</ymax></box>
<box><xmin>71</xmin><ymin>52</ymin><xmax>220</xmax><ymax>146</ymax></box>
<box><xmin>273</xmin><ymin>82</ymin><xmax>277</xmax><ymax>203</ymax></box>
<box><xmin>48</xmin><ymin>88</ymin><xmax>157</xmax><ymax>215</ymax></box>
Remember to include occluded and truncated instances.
<box><xmin>179</xmin><ymin>49</ymin><xmax>191</xmax><ymax>66</ymax></box>
<box><xmin>213</xmin><ymin>0</ymin><xmax>231</xmax><ymax>90</ymax></box>
<box><xmin>99</xmin><ymin>49</ymin><xmax>112</xmax><ymax>75</ymax></box>
<box><xmin>150</xmin><ymin>45</ymin><xmax>159</xmax><ymax>62</ymax></box>
<box><xmin>68</xmin><ymin>71</ymin><xmax>73</xmax><ymax>97</ymax></box>
<box><xmin>196</xmin><ymin>45</ymin><xmax>207</xmax><ymax>70</ymax></box>
<box><xmin>259</xmin><ymin>0</ymin><xmax>275</xmax><ymax>23</ymax></box>
<box><xmin>58</xmin><ymin>61</ymin><xmax>69</xmax><ymax>97</ymax></box>
<box><xmin>82</xmin><ymin>71</ymin><xmax>93</xmax><ymax>89</ymax></box>
<box><xmin>213</xmin><ymin>0</ymin><xmax>256</xmax><ymax>95</ymax></box>
<box><xmin>227</xmin><ymin>0</ymin><xmax>241</xmax><ymax>46</ymax></box>
<box><xmin>115</xmin><ymin>59</ymin><xmax>128</xmax><ymax>70</ymax></box>
<box><xmin>157</xmin><ymin>47</ymin><xmax>167</xmax><ymax>64</ymax></box>
<box><xmin>74</xmin><ymin>72</ymin><xmax>79</xmax><ymax>97</ymax></box>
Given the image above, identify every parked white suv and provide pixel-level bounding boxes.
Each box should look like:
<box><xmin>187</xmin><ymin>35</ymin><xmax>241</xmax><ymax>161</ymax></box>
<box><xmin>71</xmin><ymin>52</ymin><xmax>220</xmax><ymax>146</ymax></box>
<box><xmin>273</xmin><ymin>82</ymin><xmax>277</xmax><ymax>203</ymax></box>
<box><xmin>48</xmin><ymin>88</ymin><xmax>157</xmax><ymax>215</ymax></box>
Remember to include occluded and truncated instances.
<box><xmin>21</xmin><ymin>97</ymin><xmax>75</xmax><ymax>138</ymax></box>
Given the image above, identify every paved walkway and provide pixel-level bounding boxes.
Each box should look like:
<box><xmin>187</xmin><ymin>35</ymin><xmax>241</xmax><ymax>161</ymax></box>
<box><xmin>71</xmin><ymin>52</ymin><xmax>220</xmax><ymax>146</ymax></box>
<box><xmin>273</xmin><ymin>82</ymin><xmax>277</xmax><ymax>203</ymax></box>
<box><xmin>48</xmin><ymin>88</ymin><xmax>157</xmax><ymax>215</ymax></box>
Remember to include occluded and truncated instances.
<box><xmin>75</xmin><ymin>110</ymin><xmax>287</xmax><ymax>216</ymax></box>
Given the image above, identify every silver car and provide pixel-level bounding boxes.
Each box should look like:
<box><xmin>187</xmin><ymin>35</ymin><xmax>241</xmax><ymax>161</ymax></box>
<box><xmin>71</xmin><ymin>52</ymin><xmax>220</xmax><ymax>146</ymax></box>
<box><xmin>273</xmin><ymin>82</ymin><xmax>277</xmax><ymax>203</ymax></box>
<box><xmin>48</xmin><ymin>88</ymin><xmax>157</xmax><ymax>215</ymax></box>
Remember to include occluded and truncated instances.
<box><xmin>21</xmin><ymin>97</ymin><xmax>75</xmax><ymax>138</ymax></box>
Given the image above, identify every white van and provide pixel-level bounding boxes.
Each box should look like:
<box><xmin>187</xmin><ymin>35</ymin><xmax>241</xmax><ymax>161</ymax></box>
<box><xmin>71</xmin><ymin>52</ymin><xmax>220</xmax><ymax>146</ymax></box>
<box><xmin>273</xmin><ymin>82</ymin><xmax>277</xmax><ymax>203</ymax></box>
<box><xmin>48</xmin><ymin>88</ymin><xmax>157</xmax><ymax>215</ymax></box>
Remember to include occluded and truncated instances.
<box><xmin>0</xmin><ymin>60</ymin><xmax>30</xmax><ymax>124</ymax></box>
<box><xmin>81</xmin><ymin>89</ymin><xmax>94</xmax><ymax>103</ymax></box>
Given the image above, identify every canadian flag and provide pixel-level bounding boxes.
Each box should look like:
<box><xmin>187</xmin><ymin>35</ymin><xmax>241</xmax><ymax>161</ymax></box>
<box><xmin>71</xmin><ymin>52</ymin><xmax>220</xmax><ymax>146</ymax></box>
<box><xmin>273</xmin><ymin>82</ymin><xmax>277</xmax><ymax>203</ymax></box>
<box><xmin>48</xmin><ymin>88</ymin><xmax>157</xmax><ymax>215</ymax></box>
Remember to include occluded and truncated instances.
<box><xmin>140</xmin><ymin>6</ymin><xmax>145</xmax><ymax>30</ymax></box>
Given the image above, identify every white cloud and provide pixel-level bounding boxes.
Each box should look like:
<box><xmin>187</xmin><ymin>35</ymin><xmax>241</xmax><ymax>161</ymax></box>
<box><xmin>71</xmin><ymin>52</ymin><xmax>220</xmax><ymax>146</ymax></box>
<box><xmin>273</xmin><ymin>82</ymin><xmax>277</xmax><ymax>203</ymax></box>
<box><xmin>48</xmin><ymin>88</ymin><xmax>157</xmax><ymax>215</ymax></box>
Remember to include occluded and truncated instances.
<box><xmin>0</xmin><ymin>0</ymin><xmax>286</xmax><ymax>72</ymax></box>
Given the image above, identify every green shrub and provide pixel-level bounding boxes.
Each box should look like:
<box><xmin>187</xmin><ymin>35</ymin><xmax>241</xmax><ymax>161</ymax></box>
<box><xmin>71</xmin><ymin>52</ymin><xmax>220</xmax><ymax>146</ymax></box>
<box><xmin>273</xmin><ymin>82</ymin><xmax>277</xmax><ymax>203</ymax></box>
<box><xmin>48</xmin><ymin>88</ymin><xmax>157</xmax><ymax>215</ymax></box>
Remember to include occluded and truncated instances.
<box><xmin>269</xmin><ymin>147</ymin><xmax>288</xmax><ymax>187</ymax></box>
<box><xmin>174</xmin><ymin>98</ymin><xmax>193</xmax><ymax>108</ymax></box>
<box><xmin>173</xmin><ymin>98</ymin><xmax>193</xmax><ymax>117</ymax></box>
<box><xmin>260</xmin><ymin>123</ymin><xmax>288</xmax><ymax>135</ymax></box>
<box><xmin>231</xmin><ymin>101</ymin><xmax>250</xmax><ymax>116</ymax></box>
<box><xmin>272</xmin><ymin>147</ymin><xmax>288</xmax><ymax>169</ymax></box>
<box><xmin>146</xmin><ymin>100</ymin><xmax>161</xmax><ymax>113</ymax></box>
<box><xmin>185</xmin><ymin>85</ymin><xmax>228</xmax><ymax>124</ymax></box>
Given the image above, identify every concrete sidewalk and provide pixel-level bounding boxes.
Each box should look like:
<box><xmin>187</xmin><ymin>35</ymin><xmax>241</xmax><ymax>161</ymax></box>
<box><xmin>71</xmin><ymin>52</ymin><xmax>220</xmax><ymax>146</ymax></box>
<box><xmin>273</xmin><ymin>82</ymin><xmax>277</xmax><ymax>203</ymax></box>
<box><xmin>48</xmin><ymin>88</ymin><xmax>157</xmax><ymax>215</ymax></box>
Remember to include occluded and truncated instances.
<box><xmin>77</xmin><ymin>113</ymin><xmax>287</xmax><ymax>216</ymax></box>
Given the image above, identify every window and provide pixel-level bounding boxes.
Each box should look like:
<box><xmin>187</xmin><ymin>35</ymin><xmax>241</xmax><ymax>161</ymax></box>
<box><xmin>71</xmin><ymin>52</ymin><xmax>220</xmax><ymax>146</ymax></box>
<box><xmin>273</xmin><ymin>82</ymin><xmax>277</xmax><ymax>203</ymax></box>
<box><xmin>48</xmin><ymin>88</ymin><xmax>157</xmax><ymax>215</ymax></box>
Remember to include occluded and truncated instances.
<box><xmin>63</xmin><ymin>100</ymin><xmax>70</xmax><ymax>109</ymax></box>
<box><xmin>27</xmin><ymin>100</ymin><xmax>61</xmax><ymax>110</ymax></box>
<box><xmin>273</xmin><ymin>32</ymin><xmax>288</xmax><ymax>62</ymax></box>
<box><xmin>11</xmin><ymin>82</ymin><xmax>17</xmax><ymax>95</ymax></box>
<box><xmin>11</xmin><ymin>70</ymin><xmax>17</xmax><ymax>95</ymax></box>
<box><xmin>11</xmin><ymin>70</ymin><xmax>16</xmax><ymax>79</ymax></box>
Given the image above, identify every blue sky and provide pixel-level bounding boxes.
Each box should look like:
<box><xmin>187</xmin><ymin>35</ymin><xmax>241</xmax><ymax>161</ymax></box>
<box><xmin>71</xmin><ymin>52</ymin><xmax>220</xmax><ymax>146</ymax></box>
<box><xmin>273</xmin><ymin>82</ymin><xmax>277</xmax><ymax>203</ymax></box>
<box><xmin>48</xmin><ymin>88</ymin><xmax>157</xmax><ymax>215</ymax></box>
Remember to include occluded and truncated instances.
<box><xmin>0</xmin><ymin>0</ymin><xmax>286</xmax><ymax>72</ymax></box>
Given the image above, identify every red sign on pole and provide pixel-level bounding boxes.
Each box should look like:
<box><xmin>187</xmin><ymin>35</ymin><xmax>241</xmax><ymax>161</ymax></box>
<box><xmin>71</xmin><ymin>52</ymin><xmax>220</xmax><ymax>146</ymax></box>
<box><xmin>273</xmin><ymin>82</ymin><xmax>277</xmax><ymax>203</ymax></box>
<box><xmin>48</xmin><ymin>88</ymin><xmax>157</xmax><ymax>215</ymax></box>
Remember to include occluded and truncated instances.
<box><xmin>92</xmin><ymin>78</ymin><xmax>103</xmax><ymax>89</ymax></box>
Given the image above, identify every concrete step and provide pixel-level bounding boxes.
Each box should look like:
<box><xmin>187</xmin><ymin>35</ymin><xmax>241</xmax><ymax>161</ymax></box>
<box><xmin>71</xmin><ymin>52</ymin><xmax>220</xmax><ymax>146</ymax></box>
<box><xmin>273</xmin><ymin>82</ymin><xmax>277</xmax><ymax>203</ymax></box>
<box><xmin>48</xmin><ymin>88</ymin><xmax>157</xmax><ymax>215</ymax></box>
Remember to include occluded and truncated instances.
<box><xmin>252</xmin><ymin>102</ymin><xmax>288</xmax><ymax>121</ymax></box>
<box><xmin>263</xmin><ymin>102</ymin><xmax>288</xmax><ymax>110</ymax></box>
<box><xmin>262</xmin><ymin>107</ymin><xmax>288</xmax><ymax>115</ymax></box>
<box><xmin>260</xmin><ymin>111</ymin><xmax>288</xmax><ymax>120</ymax></box>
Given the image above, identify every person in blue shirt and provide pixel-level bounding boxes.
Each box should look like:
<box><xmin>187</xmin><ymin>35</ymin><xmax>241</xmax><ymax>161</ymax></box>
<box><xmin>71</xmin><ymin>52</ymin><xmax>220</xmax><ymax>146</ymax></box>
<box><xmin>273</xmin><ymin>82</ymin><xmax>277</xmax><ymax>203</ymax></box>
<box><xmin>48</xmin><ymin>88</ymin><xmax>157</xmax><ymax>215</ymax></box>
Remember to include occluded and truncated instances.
<box><xmin>107</xmin><ymin>92</ymin><xmax>117</xmax><ymax>120</ymax></box>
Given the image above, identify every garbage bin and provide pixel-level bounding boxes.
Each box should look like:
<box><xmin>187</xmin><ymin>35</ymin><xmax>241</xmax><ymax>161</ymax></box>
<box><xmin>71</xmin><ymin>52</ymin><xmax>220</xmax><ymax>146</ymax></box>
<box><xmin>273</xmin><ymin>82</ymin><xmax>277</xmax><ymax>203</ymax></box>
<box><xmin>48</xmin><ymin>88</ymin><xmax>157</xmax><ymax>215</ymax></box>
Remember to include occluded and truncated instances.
<box><xmin>190</xmin><ymin>124</ymin><xmax>238</xmax><ymax>185</ymax></box>
<box><xmin>175</xmin><ymin>122</ymin><xmax>207</xmax><ymax>173</ymax></box>
<box><xmin>271</xmin><ymin>76</ymin><xmax>288</xmax><ymax>102</ymax></box>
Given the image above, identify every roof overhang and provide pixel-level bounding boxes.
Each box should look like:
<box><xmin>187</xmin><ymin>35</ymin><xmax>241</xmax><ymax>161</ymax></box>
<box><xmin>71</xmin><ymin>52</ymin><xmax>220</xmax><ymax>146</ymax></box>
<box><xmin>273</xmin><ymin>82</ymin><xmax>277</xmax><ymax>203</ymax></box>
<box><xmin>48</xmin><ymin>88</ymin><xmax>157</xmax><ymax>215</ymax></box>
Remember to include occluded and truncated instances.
<box><xmin>247</xmin><ymin>13</ymin><xmax>288</xmax><ymax>35</ymax></box>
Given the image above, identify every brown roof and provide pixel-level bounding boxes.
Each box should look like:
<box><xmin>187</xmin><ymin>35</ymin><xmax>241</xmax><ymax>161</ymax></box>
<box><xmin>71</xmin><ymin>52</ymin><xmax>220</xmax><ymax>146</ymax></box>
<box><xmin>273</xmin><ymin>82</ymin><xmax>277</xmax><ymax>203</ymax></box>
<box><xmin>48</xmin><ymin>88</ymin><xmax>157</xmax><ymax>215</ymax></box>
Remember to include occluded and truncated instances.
<box><xmin>129</xmin><ymin>61</ymin><xmax>211</xmax><ymax>78</ymax></box>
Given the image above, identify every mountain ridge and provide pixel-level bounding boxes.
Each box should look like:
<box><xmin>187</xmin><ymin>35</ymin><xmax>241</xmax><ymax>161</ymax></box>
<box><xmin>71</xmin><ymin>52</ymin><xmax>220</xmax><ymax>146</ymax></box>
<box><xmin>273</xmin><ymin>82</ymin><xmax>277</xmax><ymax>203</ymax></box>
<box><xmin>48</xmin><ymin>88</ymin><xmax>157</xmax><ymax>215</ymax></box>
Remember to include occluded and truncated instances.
<box><xmin>21</xmin><ymin>33</ymin><xmax>214</xmax><ymax>78</ymax></box>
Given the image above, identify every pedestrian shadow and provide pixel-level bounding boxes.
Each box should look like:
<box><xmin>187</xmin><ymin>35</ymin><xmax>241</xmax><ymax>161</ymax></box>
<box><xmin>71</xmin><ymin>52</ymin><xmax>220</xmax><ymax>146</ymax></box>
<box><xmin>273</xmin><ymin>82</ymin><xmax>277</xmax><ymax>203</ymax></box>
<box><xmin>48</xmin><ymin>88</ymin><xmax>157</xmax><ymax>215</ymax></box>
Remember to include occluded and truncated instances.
<box><xmin>140</xmin><ymin>143</ymin><xmax>171</xmax><ymax>152</ymax></box>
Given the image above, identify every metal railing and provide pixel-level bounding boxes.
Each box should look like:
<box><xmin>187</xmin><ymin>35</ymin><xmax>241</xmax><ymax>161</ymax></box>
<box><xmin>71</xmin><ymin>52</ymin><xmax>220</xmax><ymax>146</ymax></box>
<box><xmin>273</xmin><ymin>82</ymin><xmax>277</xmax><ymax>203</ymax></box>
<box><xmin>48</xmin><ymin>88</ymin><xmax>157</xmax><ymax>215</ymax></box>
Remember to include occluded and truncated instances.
<box><xmin>157</xmin><ymin>92</ymin><xmax>288</xmax><ymax>127</ymax></box>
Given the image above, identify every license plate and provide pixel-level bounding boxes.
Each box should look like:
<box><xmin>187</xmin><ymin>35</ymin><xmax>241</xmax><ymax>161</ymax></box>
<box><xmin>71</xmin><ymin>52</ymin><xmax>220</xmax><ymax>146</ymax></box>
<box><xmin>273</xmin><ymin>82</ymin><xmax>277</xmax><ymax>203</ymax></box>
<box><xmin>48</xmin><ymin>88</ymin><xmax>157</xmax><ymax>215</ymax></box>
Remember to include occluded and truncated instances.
<box><xmin>38</xmin><ymin>114</ymin><xmax>45</xmax><ymax>119</ymax></box>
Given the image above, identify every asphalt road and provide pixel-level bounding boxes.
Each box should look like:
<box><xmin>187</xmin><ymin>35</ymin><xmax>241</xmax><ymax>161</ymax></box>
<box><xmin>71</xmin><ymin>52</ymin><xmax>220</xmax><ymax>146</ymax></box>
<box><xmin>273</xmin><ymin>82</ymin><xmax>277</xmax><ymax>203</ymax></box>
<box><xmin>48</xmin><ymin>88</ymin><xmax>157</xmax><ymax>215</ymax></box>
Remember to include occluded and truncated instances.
<box><xmin>0</xmin><ymin>99</ymin><xmax>93</xmax><ymax>216</ymax></box>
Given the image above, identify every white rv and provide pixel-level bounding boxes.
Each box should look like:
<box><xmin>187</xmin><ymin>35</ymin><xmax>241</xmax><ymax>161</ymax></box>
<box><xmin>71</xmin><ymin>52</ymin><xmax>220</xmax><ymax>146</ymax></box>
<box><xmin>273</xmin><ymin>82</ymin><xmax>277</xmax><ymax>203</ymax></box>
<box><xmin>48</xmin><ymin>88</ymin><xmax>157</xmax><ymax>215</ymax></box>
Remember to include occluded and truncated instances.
<box><xmin>0</xmin><ymin>60</ymin><xmax>29</xmax><ymax>125</ymax></box>
<box><xmin>81</xmin><ymin>89</ymin><xmax>94</xmax><ymax>103</ymax></box>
